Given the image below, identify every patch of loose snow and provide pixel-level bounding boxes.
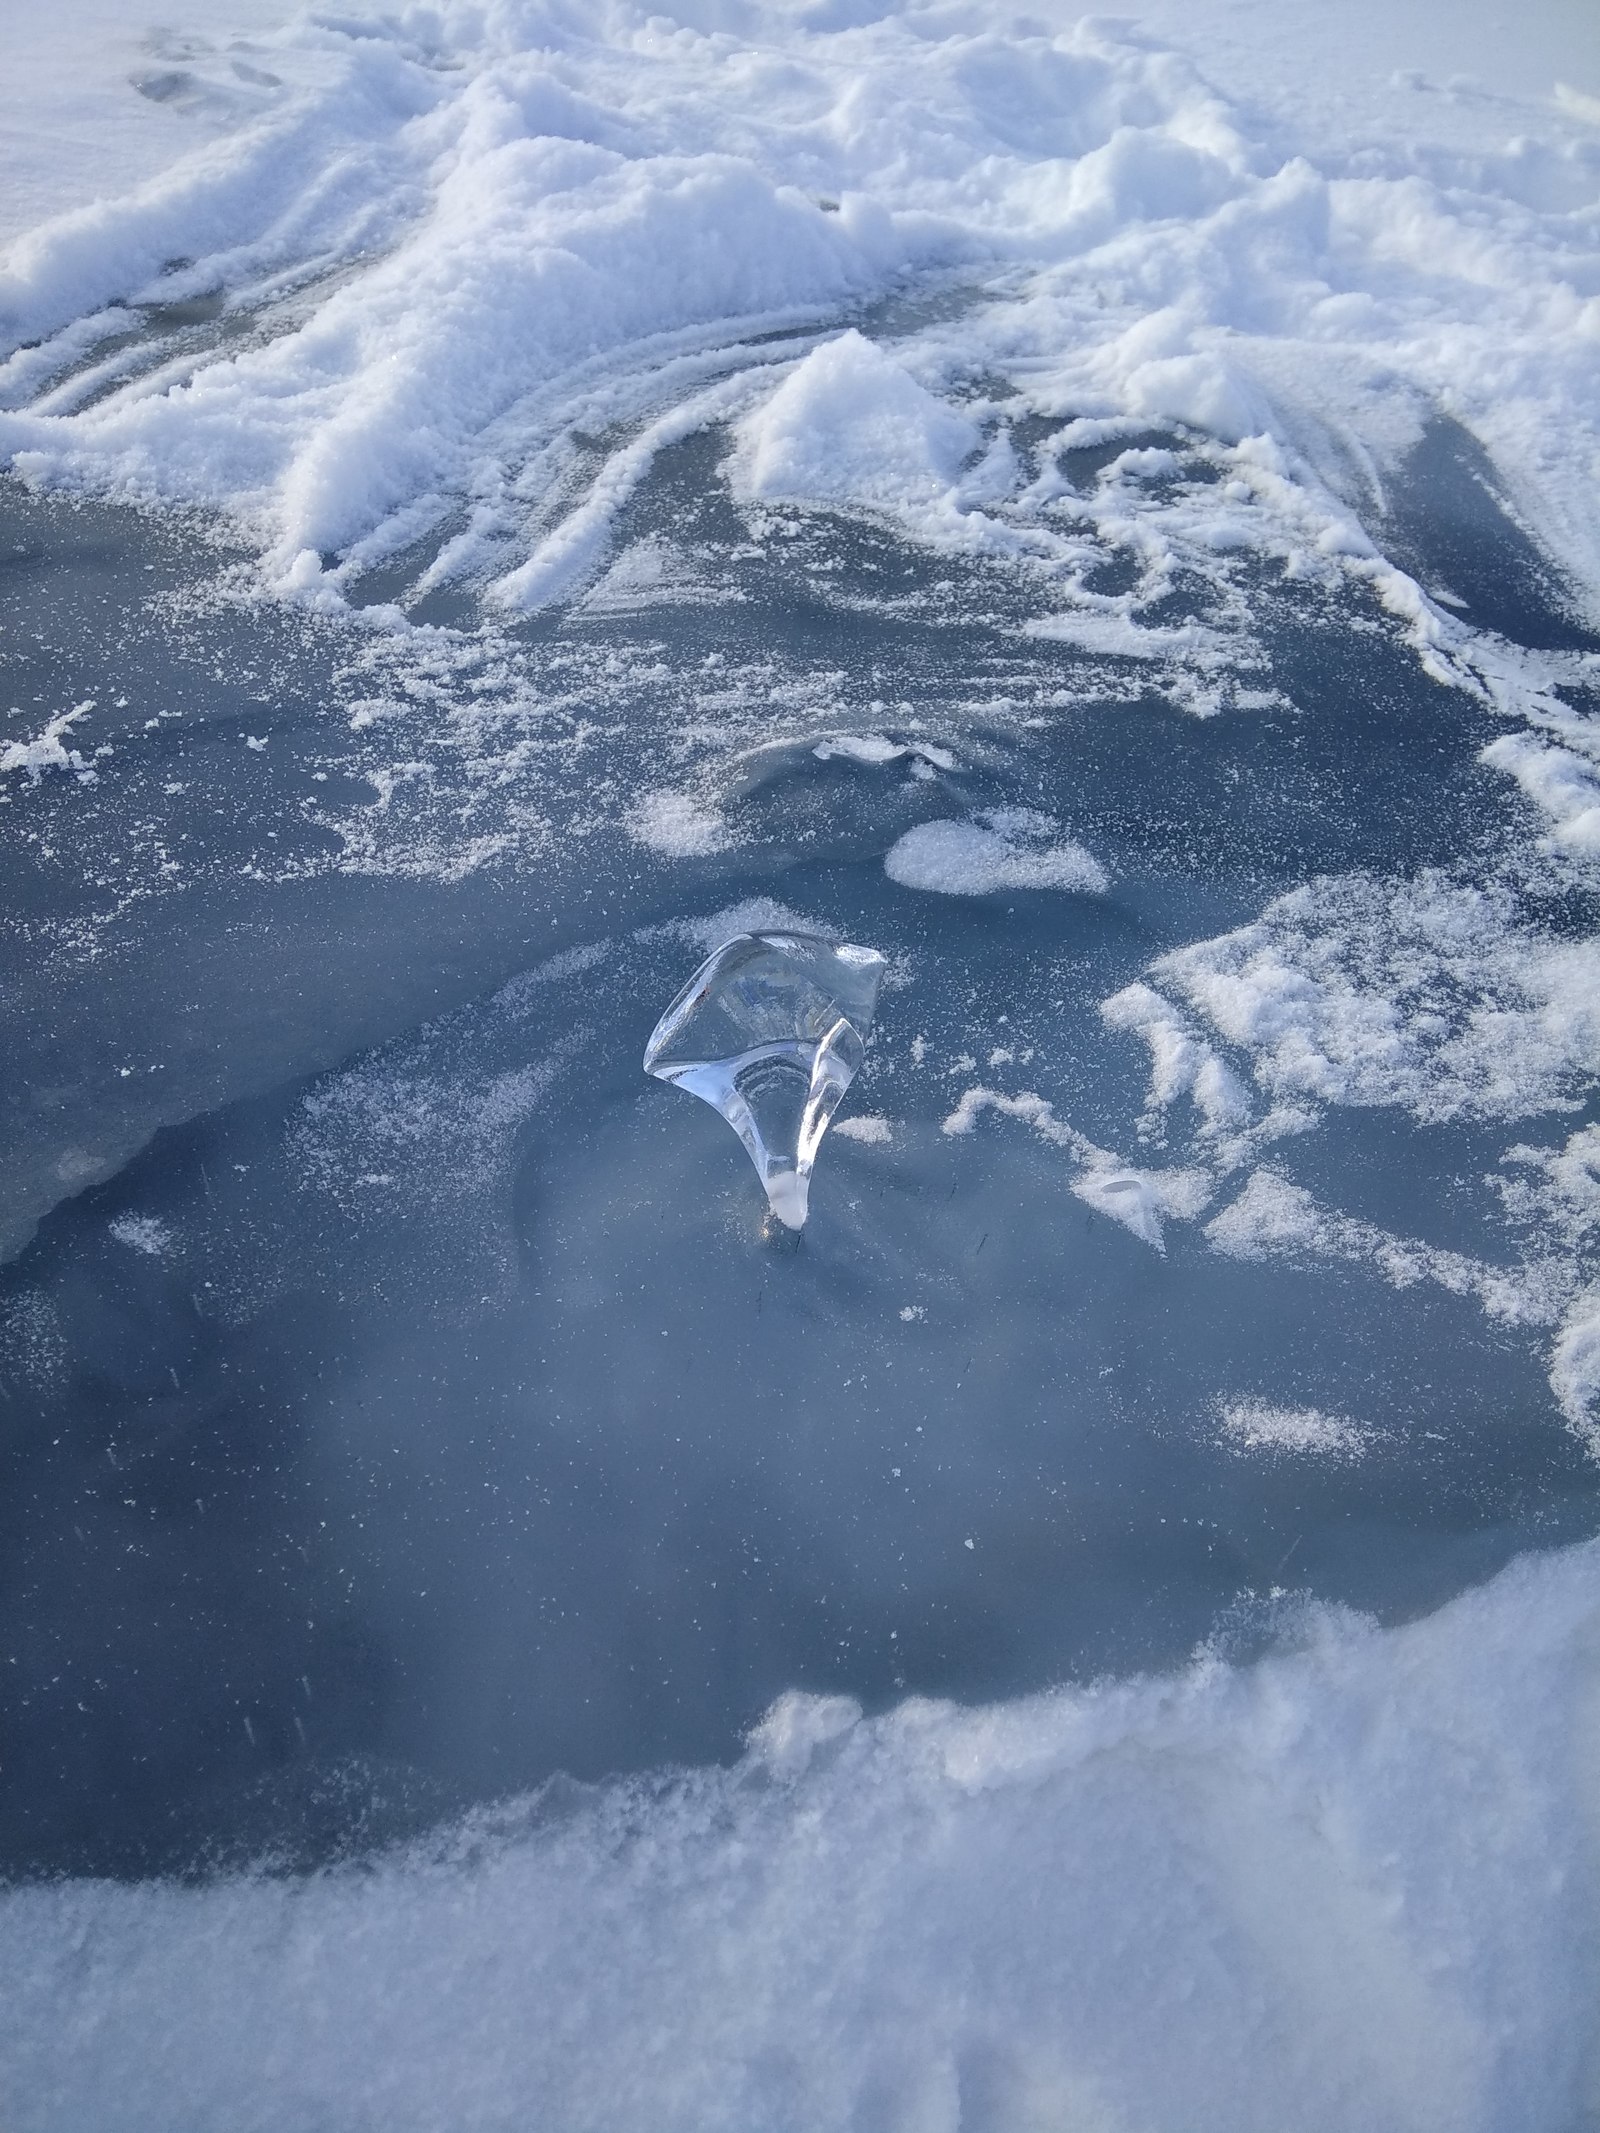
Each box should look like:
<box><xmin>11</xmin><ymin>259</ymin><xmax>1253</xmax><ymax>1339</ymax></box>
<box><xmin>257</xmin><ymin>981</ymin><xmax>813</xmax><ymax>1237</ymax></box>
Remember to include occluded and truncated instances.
<box><xmin>1150</xmin><ymin>873</ymin><xmax>1600</xmax><ymax>1126</ymax></box>
<box><xmin>1217</xmin><ymin>1398</ymin><xmax>1371</xmax><ymax>1460</ymax></box>
<box><xmin>107</xmin><ymin>1214</ymin><xmax>173</xmax><ymax>1256</ymax></box>
<box><xmin>0</xmin><ymin>702</ymin><xmax>94</xmax><ymax>782</ymax></box>
<box><xmin>886</xmin><ymin>817</ymin><xmax>1108</xmax><ymax>898</ymax></box>
<box><xmin>835</xmin><ymin>1114</ymin><xmax>893</xmax><ymax>1144</ymax></box>
<box><xmin>629</xmin><ymin>791</ymin><xmax>732</xmax><ymax>858</ymax></box>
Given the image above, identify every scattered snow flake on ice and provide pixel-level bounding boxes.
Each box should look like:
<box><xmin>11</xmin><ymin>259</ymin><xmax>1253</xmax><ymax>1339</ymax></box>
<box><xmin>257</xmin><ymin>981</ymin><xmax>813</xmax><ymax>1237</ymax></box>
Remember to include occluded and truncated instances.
<box><xmin>629</xmin><ymin>789</ymin><xmax>732</xmax><ymax>858</ymax></box>
<box><xmin>574</xmin><ymin>536</ymin><xmax>729</xmax><ymax>619</ymax></box>
<box><xmin>1217</xmin><ymin>1397</ymin><xmax>1371</xmax><ymax>1460</ymax></box>
<box><xmin>107</xmin><ymin>1213</ymin><xmax>173</xmax><ymax>1256</ymax></box>
<box><xmin>0</xmin><ymin>701</ymin><xmax>94</xmax><ymax>782</ymax></box>
<box><xmin>943</xmin><ymin>1085</ymin><xmax>1209</xmax><ymax>1252</ymax></box>
<box><xmin>835</xmin><ymin>1114</ymin><xmax>893</xmax><ymax>1144</ymax></box>
<box><xmin>1204</xmin><ymin>1168</ymin><xmax>1556</xmax><ymax>1329</ymax></box>
<box><xmin>288</xmin><ymin>1002</ymin><xmax>582</xmax><ymax>1308</ymax></box>
<box><xmin>0</xmin><ymin>1288</ymin><xmax>67</xmax><ymax>1390</ymax></box>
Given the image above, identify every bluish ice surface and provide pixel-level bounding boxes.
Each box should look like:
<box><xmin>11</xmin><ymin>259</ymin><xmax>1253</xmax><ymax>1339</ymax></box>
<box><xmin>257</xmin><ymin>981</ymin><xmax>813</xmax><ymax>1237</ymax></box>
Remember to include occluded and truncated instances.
<box><xmin>3</xmin><ymin>419</ymin><xmax>1597</xmax><ymax>1881</ymax></box>
<box><xmin>8</xmin><ymin>3</ymin><xmax>1600</xmax><ymax>2116</ymax></box>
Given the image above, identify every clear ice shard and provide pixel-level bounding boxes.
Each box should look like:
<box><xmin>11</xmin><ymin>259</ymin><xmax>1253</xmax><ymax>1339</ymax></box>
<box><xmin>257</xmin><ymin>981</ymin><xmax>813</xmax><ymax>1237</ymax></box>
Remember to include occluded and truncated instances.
<box><xmin>643</xmin><ymin>932</ymin><xmax>886</xmax><ymax>1229</ymax></box>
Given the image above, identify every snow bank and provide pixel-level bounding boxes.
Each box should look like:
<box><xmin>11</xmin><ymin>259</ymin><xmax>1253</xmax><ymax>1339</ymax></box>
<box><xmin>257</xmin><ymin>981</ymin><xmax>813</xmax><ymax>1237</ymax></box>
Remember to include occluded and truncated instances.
<box><xmin>4</xmin><ymin>1537</ymin><xmax>1599</xmax><ymax>2132</ymax></box>
<box><xmin>1</xmin><ymin>1</ymin><xmax>1597</xmax><ymax>615</ymax></box>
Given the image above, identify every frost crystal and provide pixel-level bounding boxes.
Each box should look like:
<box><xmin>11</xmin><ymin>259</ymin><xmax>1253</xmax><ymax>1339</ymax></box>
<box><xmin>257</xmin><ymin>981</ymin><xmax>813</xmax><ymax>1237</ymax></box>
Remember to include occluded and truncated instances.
<box><xmin>644</xmin><ymin>932</ymin><xmax>885</xmax><ymax>1229</ymax></box>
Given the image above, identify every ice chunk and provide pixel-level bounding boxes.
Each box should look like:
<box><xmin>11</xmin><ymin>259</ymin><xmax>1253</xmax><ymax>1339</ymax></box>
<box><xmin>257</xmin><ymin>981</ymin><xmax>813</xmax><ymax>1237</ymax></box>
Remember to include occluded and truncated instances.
<box><xmin>643</xmin><ymin>932</ymin><xmax>885</xmax><ymax>1229</ymax></box>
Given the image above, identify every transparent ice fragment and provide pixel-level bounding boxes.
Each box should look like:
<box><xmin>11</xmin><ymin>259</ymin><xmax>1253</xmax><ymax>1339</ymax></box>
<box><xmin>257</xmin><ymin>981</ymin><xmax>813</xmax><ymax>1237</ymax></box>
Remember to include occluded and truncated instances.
<box><xmin>643</xmin><ymin>932</ymin><xmax>886</xmax><ymax>1229</ymax></box>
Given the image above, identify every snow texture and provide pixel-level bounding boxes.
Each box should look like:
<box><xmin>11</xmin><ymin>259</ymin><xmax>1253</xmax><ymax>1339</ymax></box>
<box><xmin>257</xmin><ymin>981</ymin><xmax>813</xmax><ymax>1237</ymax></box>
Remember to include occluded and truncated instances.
<box><xmin>886</xmin><ymin>816</ymin><xmax>1108</xmax><ymax>898</ymax></box>
<box><xmin>1218</xmin><ymin>1398</ymin><xmax>1371</xmax><ymax>1460</ymax></box>
<box><xmin>1</xmin><ymin>0</ymin><xmax>1597</xmax><ymax>625</ymax></box>
<box><xmin>6</xmin><ymin>1</ymin><xmax>1600</xmax><ymax>2122</ymax></box>
<box><xmin>4</xmin><ymin>1539</ymin><xmax>1600</xmax><ymax>2132</ymax></box>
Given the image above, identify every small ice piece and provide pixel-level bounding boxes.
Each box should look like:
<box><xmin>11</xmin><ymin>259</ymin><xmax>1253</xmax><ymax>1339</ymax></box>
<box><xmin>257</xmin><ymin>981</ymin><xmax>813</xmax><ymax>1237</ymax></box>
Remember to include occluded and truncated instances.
<box><xmin>644</xmin><ymin>932</ymin><xmax>885</xmax><ymax>1228</ymax></box>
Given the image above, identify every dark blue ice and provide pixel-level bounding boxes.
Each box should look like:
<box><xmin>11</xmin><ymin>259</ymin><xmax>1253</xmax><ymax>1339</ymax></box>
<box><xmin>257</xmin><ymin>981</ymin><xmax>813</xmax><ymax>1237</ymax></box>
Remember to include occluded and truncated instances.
<box><xmin>2</xmin><ymin>420</ymin><xmax>1597</xmax><ymax>1878</ymax></box>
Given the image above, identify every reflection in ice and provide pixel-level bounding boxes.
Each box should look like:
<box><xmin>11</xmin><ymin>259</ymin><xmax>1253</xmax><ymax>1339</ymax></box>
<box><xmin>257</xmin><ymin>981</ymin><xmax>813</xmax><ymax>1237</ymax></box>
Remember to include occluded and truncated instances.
<box><xmin>643</xmin><ymin>932</ymin><xmax>885</xmax><ymax>1229</ymax></box>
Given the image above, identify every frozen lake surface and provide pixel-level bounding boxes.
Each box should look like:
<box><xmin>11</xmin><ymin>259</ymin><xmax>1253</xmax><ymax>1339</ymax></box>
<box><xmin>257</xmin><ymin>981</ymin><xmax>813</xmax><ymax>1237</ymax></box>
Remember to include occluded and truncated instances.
<box><xmin>3</xmin><ymin>427</ymin><xmax>1597</xmax><ymax>1879</ymax></box>
<box><xmin>4</xmin><ymin>2</ymin><xmax>1600</xmax><ymax>2125</ymax></box>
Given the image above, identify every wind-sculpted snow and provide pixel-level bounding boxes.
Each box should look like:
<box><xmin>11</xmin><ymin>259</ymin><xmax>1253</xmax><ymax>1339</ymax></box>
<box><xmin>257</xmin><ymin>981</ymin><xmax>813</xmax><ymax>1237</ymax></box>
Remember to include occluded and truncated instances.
<box><xmin>0</xmin><ymin>0</ymin><xmax>1597</xmax><ymax>634</ymax></box>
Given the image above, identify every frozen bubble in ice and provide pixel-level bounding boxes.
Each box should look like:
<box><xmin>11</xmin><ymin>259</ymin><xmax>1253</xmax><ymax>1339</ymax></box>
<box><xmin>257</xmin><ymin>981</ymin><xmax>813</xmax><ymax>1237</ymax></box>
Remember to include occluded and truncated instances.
<box><xmin>643</xmin><ymin>932</ymin><xmax>886</xmax><ymax>1229</ymax></box>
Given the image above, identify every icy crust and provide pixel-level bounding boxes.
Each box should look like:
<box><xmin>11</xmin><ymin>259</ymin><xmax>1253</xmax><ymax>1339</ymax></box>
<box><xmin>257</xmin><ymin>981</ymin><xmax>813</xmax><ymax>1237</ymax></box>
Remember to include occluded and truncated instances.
<box><xmin>0</xmin><ymin>0</ymin><xmax>1597</xmax><ymax>633</ymax></box>
<box><xmin>4</xmin><ymin>1537</ymin><xmax>1599</xmax><ymax>2132</ymax></box>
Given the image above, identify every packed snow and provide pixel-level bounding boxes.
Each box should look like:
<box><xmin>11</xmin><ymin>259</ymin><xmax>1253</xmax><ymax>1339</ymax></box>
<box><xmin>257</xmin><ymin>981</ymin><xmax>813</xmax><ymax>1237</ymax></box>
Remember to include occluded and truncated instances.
<box><xmin>1</xmin><ymin>0</ymin><xmax>1597</xmax><ymax>626</ymax></box>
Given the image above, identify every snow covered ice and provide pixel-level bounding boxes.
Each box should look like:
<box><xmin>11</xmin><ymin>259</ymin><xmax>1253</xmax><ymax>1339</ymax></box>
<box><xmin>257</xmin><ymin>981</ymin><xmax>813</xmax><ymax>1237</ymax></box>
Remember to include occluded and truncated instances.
<box><xmin>644</xmin><ymin>932</ymin><xmax>885</xmax><ymax>1228</ymax></box>
<box><xmin>3</xmin><ymin>0</ymin><xmax>1600</xmax><ymax>2126</ymax></box>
